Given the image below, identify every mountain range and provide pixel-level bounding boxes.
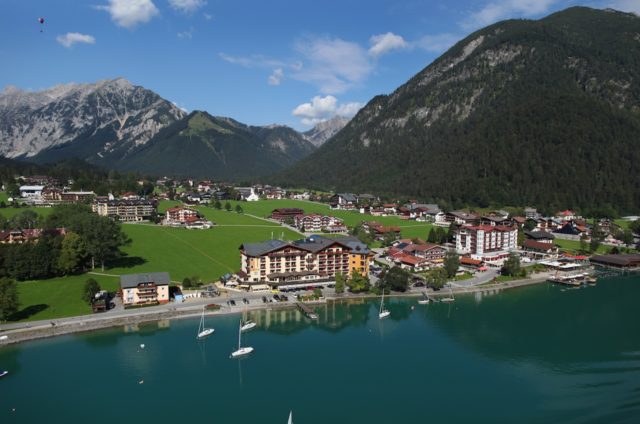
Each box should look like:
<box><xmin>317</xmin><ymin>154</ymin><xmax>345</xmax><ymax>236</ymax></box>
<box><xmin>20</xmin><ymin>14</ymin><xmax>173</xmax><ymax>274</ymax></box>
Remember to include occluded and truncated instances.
<box><xmin>275</xmin><ymin>7</ymin><xmax>640</xmax><ymax>214</ymax></box>
<box><xmin>0</xmin><ymin>79</ymin><xmax>348</xmax><ymax>179</ymax></box>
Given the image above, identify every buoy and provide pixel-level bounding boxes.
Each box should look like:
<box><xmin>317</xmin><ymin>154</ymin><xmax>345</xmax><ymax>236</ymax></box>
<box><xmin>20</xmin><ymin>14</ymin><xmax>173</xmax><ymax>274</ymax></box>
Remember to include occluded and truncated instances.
<box><xmin>140</xmin><ymin>344</ymin><xmax>145</xmax><ymax>349</ymax></box>
<box><xmin>139</xmin><ymin>380</ymin><xmax>144</xmax><ymax>384</ymax></box>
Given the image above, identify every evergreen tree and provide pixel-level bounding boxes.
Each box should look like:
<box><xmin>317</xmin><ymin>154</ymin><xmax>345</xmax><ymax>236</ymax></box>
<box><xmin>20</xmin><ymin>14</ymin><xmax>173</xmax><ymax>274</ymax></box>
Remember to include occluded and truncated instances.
<box><xmin>443</xmin><ymin>250</ymin><xmax>460</xmax><ymax>278</ymax></box>
<box><xmin>0</xmin><ymin>277</ymin><xmax>19</xmax><ymax>321</ymax></box>
<box><xmin>82</xmin><ymin>278</ymin><xmax>100</xmax><ymax>304</ymax></box>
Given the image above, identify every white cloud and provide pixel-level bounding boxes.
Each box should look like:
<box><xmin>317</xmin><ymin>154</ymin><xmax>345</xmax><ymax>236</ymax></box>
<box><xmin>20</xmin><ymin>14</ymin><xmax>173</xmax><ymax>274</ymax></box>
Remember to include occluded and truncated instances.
<box><xmin>268</xmin><ymin>68</ymin><xmax>284</xmax><ymax>86</ymax></box>
<box><xmin>219</xmin><ymin>53</ymin><xmax>286</xmax><ymax>69</ymax></box>
<box><xmin>291</xmin><ymin>37</ymin><xmax>373</xmax><ymax>94</ymax></box>
<box><xmin>369</xmin><ymin>32</ymin><xmax>409</xmax><ymax>57</ymax></box>
<box><xmin>292</xmin><ymin>95</ymin><xmax>363</xmax><ymax>126</ymax></box>
<box><xmin>177</xmin><ymin>27</ymin><xmax>194</xmax><ymax>39</ymax></box>
<box><xmin>608</xmin><ymin>0</ymin><xmax>640</xmax><ymax>14</ymax></box>
<box><xmin>461</xmin><ymin>0</ymin><xmax>558</xmax><ymax>30</ymax></box>
<box><xmin>169</xmin><ymin>0</ymin><xmax>207</xmax><ymax>13</ymax></box>
<box><xmin>97</xmin><ymin>0</ymin><xmax>159</xmax><ymax>29</ymax></box>
<box><xmin>56</xmin><ymin>32</ymin><xmax>96</xmax><ymax>48</ymax></box>
<box><xmin>415</xmin><ymin>33</ymin><xmax>460</xmax><ymax>53</ymax></box>
<box><xmin>203</xmin><ymin>12</ymin><xmax>213</xmax><ymax>20</ymax></box>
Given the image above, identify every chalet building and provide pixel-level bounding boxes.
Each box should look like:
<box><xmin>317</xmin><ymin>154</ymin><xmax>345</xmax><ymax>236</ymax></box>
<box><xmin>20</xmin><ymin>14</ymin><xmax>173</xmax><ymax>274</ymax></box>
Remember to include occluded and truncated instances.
<box><xmin>263</xmin><ymin>187</ymin><xmax>286</xmax><ymax>199</ymax></box>
<box><xmin>459</xmin><ymin>257</ymin><xmax>485</xmax><ymax>270</ymax></box>
<box><xmin>164</xmin><ymin>206</ymin><xmax>199</xmax><ymax>225</ymax></box>
<box><xmin>357</xmin><ymin>194</ymin><xmax>378</xmax><ymax>205</ymax></box>
<box><xmin>590</xmin><ymin>254</ymin><xmax>640</xmax><ymax>270</ymax></box>
<box><xmin>0</xmin><ymin>228</ymin><xmax>66</xmax><ymax>244</ymax></box>
<box><xmin>239</xmin><ymin>235</ymin><xmax>372</xmax><ymax>286</ymax></box>
<box><xmin>390</xmin><ymin>252</ymin><xmax>430</xmax><ymax>272</ymax></box>
<box><xmin>535</xmin><ymin>218</ymin><xmax>563</xmax><ymax>232</ymax></box>
<box><xmin>554</xmin><ymin>221</ymin><xmax>588</xmax><ymax>236</ymax></box>
<box><xmin>270</xmin><ymin>208</ymin><xmax>304</xmax><ymax>223</ymax></box>
<box><xmin>382</xmin><ymin>204</ymin><xmax>398</xmax><ymax>215</ymax></box>
<box><xmin>445</xmin><ymin>211</ymin><xmax>480</xmax><ymax>225</ymax></box>
<box><xmin>525</xmin><ymin>231</ymin><xmax>555</xmax><ymax>244</ymax></box>
<box><xmin>480</xmin><ymin>215</ymin><xmax>512</xmax><ymax>226</ymax></box>
<box><xmin>294</xmin><ymin>214</ymin><xmax>347</xmax><ymax>233</ymax></box>
<box><xmin>524</xmin><ymin>207</ymin><xmax>539</xmax><ymax>219</ymax></box>
<box><xmin>456</xmin><ymin>224</ymin><xmax>518</xmax><ymax>262</ymax></box>
<box><xmin>401</xmin><ymin>243</ymin><xmax>448</xmax><ymax>262</ymax></box>
<box><xmin>214</xmin><ymin>191</ymin><xmax>230</xmax><ymax>200</ymax></box>
<box><xmin>361</xmin><ymin>221</ymin><xmax>401</xmax><ymax>240</ymax></box>
<box><xmin>120</xmin><ymin>192</ymin><xmax>140</xmax><ymax>201</ymax></box>
<box><xmin>556</xmin><ymin>210</ymin><xmax>578</xmax><ymax>221</ymax></box>
<box><xmin>120</xmin><ymin>272</ymin><xmax>170</xmax><ymax>307</ymax></box>
<box><xmin>92</xmin><ymin>199</ymin><xmax>156</xmax><ymax>222</ymax></box>
<box><xmin>19</xmin><ymin>185</ymin><xmax>45</xmax><ymax>199</ymax></box>
<box><xmin>330</xmin><ymin>193</ymin><xmax>358</xmax><ymax>209</ymax></box>
<box><xmin>522</xmin><ymin>240</ymin><xmax>559</xmax><ymax>258</ymax></box>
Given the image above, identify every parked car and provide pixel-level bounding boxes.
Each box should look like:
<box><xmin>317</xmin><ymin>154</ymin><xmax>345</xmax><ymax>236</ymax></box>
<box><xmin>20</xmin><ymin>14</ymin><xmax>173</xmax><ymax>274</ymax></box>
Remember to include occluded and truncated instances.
<box><xmin>242</xmin><ymin>298</ymin><xmax>249</xmax><ymax>304</ymax></box>
<box><xmin>229</xmin><ymin>299</ymin><xmax>236</xmax><ymax>306</ymax></box>
<box><xmin>262</xmin><ymin>296</ymin><xmax>268</xmax><ymax>303</ymax></box>
<box><xmin>273</xmin><ymin>294</ymin><xmax>281</xmax><ymax>301</ymax></box>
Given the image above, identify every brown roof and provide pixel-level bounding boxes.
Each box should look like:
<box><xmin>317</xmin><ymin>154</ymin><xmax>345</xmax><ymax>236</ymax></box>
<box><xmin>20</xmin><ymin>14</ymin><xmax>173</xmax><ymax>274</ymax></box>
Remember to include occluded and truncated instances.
<box><xmin>523</xmin><ymin>240</ymin><xmax>556</xmax><ymax>251</ymax></box>
<box><xmin>460</xmin><ymin>257</ymin><xmax>483</xmax><ymax>266</ymax></box>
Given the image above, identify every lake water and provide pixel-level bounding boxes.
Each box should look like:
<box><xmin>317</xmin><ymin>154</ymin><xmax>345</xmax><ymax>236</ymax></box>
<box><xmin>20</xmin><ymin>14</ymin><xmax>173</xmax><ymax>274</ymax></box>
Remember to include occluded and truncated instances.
<box><xmin>1</xmin><ymin>276</ymin><xmax>639</xmax><ymax>423</ymax></box>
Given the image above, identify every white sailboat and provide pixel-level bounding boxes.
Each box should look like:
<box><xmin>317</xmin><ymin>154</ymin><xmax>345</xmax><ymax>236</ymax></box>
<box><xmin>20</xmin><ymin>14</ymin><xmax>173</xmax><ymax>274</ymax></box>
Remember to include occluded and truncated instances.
<box><xmin>379</xmin><ymin>289</ymin><xmax>390</xmax><ymax>319</ymax></box>
<box><xmin>196</xmin><ymin>306</ymin><xmax>215</xmax><ymax>339</ymax></box>
<box><xmin>441</xmin><ymin>288</ymin><xmax>455</xmax><ymax>303</ymax></box>
<box><xmin>240</xmin><ymin>320</ymin><xmax>256</xmax><ymax>332</ymax></box>
<box><xmin>287</xmin><ymin>411</ymin><xmax>293</xmax><ymax>424</ymax></box>
<box><xmin>417</xmin><ymin>291</ymin><xmax>430</xmax><ymax>305</ymax></box>
<box><xmin>230</xmin><ymin>319</ymin><xmax>254</xmax><ymax>358</ymax></box>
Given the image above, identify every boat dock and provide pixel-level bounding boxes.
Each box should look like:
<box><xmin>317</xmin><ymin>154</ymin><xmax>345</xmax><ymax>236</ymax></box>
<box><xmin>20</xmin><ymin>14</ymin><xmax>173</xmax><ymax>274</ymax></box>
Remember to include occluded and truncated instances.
<box><xmin>547</xmin><ymin>272</ymin><xmax>596</xmax><ymax>286</ymax></box>
<box><xmin>296</xmin><ymin>302</ymin><xmax>318</xmax><ymax>320</ymax></box>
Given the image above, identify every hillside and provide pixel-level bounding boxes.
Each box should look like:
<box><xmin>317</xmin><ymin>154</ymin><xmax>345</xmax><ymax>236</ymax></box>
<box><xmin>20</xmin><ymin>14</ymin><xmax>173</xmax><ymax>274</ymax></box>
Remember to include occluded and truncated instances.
<box><xmin>117</xmin><ymin>111</ymin><xmax>316</xmax><ymax>179</ymax></box>
<box><xmin>275</xmin><ymin>7</ymin><xmax>640</xmax><ymax>214</ymax></box>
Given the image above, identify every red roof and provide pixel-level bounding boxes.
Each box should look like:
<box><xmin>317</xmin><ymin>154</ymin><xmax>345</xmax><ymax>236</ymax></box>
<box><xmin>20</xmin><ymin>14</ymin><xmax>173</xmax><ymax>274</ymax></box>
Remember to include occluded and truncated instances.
<box><xmin>523</xmin><ymin>240</ymin><xmax>556</xmax><ymax>251</ymax></box>
<box><xmin>460</xmin><ymin>257</ymin><xmax>483</xmax><ymax>266</ymax></box>
<box><xmin>463</xmin><ymin>224</ymin><xmax>516</xmax><ymax>232</ymax></box>
<box><xmin>392</xmin><ymin>253</ymin><xmax>426</xmax><ymax>266</ymax></box>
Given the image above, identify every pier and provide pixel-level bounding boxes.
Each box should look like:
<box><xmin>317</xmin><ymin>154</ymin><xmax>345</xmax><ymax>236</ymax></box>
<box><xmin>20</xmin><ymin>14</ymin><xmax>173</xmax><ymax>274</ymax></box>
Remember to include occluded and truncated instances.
<box><xmin>296</xmin><ymin>302</ymin><xmax>319</xmax><ymax>320</ymax></box>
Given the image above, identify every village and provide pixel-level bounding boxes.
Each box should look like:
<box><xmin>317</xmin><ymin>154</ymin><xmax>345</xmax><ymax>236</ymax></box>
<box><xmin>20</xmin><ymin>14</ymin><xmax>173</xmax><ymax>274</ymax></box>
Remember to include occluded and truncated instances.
<box><xmin>1</xmin><ymin>175</ymin><xmax>639</xmax><ymax>319</ymax></box>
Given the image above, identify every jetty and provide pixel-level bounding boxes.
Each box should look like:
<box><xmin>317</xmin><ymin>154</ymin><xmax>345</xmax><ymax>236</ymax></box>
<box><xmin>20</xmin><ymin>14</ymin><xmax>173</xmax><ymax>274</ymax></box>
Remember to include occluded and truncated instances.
<box><xmin>296</xmin><ymin>302</ymin><xmax>318</xmax><ymax>320</ymax></box>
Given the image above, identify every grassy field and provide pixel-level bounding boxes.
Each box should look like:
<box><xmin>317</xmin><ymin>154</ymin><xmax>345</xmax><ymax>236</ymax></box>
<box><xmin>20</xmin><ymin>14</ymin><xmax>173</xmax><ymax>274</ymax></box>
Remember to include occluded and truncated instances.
<box><xmin>14</xmin><ymin>274</ymin><xmax>120</xmax><ymax>322</ymax></box>
<box><xmin>215</xmin><ymin>199</ymin><xmax>435</xmax><ymax>239</ymax></box>
<box><xmin>554</xmin><ymin>238</ymin><xmax>611</xmax><ymax>254</ymax></box>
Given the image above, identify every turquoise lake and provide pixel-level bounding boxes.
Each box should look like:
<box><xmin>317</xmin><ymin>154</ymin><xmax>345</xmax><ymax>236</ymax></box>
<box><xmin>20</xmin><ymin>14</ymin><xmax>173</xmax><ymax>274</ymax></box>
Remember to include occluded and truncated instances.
<box><xmin>1</xmin><ymin>276</ymin><xmax>639</xmax><ymax>423</ymax></box>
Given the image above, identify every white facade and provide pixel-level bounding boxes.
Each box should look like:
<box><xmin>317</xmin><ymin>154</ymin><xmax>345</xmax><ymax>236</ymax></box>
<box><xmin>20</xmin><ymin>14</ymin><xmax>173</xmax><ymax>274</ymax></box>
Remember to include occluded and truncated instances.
<box><xmin>19</xmin><ymin>185</ymin><xmax>44</xmax><ymax>198</ymax></box>
<box><xmin>456</xmin><ymin>225</ymin><xmax>517</xmax><ymax>260</ymax></box>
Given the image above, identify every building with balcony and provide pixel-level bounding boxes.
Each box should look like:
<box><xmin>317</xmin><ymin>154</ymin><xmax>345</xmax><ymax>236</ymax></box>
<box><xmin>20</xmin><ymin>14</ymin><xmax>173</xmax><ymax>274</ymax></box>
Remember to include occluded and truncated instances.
<box><xmin>120</xmin><ymin>272</ymin><xmax>170</xmax><ymax>307</ymax></box>
<box><xmin>239</xmin><ymin>235</ymin><xmax>371</xmax><ymax>286</ymax></box>
<box><xmin>294</xmin><ymin>214</ymin><xmax>347</xmax><ymax>233</ymax></box>
<box><xmin>92</xmin><ymin>199</ymin><xmax>156</xmax><ymax>222</ymax></box>
<box><xmin>456</xmin><ymin>224</ymin><xmax>517</xmax><ymax>263</ymax></box>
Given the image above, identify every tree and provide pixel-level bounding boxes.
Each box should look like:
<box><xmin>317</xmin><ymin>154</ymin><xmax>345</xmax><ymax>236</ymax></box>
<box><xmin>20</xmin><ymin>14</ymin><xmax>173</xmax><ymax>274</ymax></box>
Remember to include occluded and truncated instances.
<box><xmin>346</xmin><ymin>270</ymin><xmax>370</xmax><ymax>293</ymax></box>
<box><xmin>426</xmin><ymin>267</ymin><xmax>447</xmax><ymax>290</ymax></box>
<box><xmin>57</xmin><ymin>232</ymin><xmax>85</xmax><ymax>275</ymax></box>
<box><xmin>78</xmin><ymin>215</ymin><xmax>130</xmax><ymax>271</ymax></box>
<box><xmin>443</xmin><ymin>249</ymin><xmax>460</xmax><ymax>278</ymax></box>
<box><xmin>436</xmin><ymin>226</ymin><xmax>447</xmax><ymax>244</ymax></box>
<box><xmin>313</xmin><ymin>287</ymin><xmax>322</xmax><ymax>298</ymax></box>
<box><xmin>0</xmin><ymin>277</ymin><xmax>19</xmax><ymax>321</ymax></box>
<box><xmin>182</xmin><ymin>277</ymin><xmax>192</xmax><ymax>289</ymax></box>
<box><xmin>501</xmin><ymin>252</ymin><xmax>524</xmax><ymax>277</ymax></box>
<box><xmin>0</xmin><ymin>214</ymin><xmax>7</xmax><ymax>231</ymax></box>
<box><xmin>224</xmin><ymin>201</ymin><xmax>232</xmax><ymax>212</ymax></box>
<box><xmin>381</xmin><ymin>231</ymin><xmax>397</xmax><ymax>247</ymax></box>
<box><xmin>427</xmin><ymin>228</ymin><xmax>437</xmax><ymax>243</ymax></box>
<box><xmin>10</xmin><ymin>210</ymin><xmax>39</xmax><ymax>229</ymax></box>
<box><xmin>381</xmin><ymin>266</ymin><xmax>410</xmax><ymax>292</ymax></box>
<box><xmin>235</xmin><ymin>204</ymin><xmax>243</xmax><ymax>214</ymax></box>
<box><xmin>82</xmin><ymin>278</ymin><xmax>100</xmax><ymax>305</ymax></box>
<box><xmin>630</xmin><ymin>220</ymin><xmax>640</xmax><ymax>235</ymax></box>
<box><xmin>213</xmin><ymin>200</ymin><xmax>222</xmax><ymax>210</ymax></box>
<box><xmin>579</xmin><ymin>233</ymin><xmax>589</xmax><ymax>253</ymax></box>
<box><xmin>621</xmin><ymin>228</ymin><xmax>634</xmax><ymax>246</ymax></box>
<box><xmin>446</xmin><ymin>222</ymin><xmax>457</xmax><ymax>243</ymax></box>
<box><xmin>334</xmin><ymin>272</ymin><xmax>345</xmax><ymax>294</ymax></box>
<box><xmin>517</xmin><ymin>229</ymin><xmax>525</xmax><ymax>247</ymax></box>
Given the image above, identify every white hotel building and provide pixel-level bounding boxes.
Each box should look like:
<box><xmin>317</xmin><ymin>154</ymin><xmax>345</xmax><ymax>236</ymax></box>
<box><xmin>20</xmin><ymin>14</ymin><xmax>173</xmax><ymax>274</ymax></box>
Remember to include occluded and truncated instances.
<box><xmin>456</xmin><ymin>224</ymin><xmax>518</xmax><ymax>263</ymax></box>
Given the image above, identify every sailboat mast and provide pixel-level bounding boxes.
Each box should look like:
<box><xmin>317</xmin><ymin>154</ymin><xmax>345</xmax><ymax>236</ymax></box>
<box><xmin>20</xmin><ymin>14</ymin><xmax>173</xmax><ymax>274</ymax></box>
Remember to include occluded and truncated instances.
<box><xmin>238</xmin><ymin>320</ymin><xmax>242</xmax><ymax>349</ymax></box>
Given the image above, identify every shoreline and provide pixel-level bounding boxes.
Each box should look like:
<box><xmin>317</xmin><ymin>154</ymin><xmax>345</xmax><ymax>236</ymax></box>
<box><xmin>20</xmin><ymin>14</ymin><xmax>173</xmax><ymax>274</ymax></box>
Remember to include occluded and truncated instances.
<box><xmin>0</xmin><ymin>274</ymin><xmax>550</xmax><ymax>347</ymax></box>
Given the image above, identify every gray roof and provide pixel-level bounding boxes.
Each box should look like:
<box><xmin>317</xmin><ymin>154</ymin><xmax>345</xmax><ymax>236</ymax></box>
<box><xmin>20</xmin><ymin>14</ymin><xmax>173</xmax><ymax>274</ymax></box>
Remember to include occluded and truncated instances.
<box><xmin>336</xmin><ymin>193</ymin><xmax>357</xmax><ymax>202</ymax></box>
<box><xmin>241</xmin><ymin>239</ymin><xmax>288</xmax><ymax>257</ymax></box>
<box><xmin>292</xmin><ymin>235</ymin><xmax>350</xmax><ymax>253</ymax></box>
<box><xmin>326</xmin><ymin>235</ymin><xmax>370</xmax><ymax>254</ymax></box>
<box><xmin>120</xmin><ymin>272</ymin><xmax>170</xmax><ymax>288</ymax></box>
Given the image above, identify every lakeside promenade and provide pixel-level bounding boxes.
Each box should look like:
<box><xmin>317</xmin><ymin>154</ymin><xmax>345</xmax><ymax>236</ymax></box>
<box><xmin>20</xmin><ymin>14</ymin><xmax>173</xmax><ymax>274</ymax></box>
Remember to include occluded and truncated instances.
<box><xmin>0</xmin><ymin>272</ymin><xmax>552</xmax><ymax>346</ymax></box>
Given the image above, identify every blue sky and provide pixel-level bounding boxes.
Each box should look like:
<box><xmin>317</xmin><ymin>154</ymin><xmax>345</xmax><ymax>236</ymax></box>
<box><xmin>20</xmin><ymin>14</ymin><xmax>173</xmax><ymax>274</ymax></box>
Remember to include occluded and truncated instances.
<box><xmin>1</xmin><ymin>0</ymin><xmax>639</xmax><ymax>130</ymax></box>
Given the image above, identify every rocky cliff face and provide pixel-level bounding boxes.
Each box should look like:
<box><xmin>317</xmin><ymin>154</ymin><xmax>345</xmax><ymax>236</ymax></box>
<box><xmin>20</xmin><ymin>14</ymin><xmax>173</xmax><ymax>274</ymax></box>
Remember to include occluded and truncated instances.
<box><xmin>0</xmin><ymin>78</ymin><xmax>185</xmax><ymax>163</ymax></box>
<box><xmin>303</xmin><ymin>116</ymin><xmax>350</xmax><ymax>147</ymax></box>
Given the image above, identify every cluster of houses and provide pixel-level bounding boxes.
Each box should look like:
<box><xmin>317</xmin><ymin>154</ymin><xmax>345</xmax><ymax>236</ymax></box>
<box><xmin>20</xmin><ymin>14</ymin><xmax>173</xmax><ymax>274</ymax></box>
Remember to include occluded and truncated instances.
<box><xmin>268</xmin><ymin>208</ymin><xmax>347</xmax><ymax>233</ymax></box>
<box><xmin>163</xmin><ymin>206</ymin><xmax>213</xmax><ymax>229</ymax></box>
<box><xmin>0</xmin><ymin>228</ymin><xmax>66</xmax><ymax>244</ymax></box>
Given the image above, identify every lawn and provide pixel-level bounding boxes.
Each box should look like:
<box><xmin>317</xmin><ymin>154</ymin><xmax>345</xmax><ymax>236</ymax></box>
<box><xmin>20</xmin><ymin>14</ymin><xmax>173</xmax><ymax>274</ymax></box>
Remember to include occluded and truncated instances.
<box><xmin>554</xmin><ymin>238</ymin><xmax>610</xmax><ymax>254</ymax></box>
<box><xmin>14</xmin><ymin>274</ymin><xmax>120</xmax><ymax>322</ymax></box>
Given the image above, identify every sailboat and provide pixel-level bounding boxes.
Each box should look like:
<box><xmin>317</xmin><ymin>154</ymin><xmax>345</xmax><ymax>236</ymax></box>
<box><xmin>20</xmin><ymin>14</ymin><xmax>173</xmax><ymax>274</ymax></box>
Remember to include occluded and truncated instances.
<box><xmin>379</xmin><ymin>289</ymin><xmax>390</xmax><ymax>319</ymax></box>
<box><xmin>417</xmin><ymin>291</ymin><xmax>430</xmax><ymax>305</ymax></box>
<box><xmin>196</xmin><ymin>306</ymin><xmax>215</xmax><ymax>339</ymax></box>
<box><xmin>240</xmin><ymin>304</ymin><xmax>256</xmax><ymax>332</ymax></box>
<box><xmin>287</xmin><ymin>411</ymin><xmax>293</xmax><ymax>424</ymax></box>
<box><xmin>441</xmin><ymin>288</ymin><xmax>455</xmax><ymax>303</ymax></box>
<box><xmin>230</xmin><ymin>319</ymin><xmax>254</xmax><ymax>358</ymax></box>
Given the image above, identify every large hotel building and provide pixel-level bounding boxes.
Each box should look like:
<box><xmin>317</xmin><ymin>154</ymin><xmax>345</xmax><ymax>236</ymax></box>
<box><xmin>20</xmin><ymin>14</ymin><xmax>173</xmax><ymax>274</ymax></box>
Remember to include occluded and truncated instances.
<box><xmin>239</xmin><ymin>235</ymin><xmax>372</xmax><ymax>286</ymax></box>
<box><xmin>456</xmin><ymin>224</ymin><xmax>518</xmax><ymax>262</ymax></box>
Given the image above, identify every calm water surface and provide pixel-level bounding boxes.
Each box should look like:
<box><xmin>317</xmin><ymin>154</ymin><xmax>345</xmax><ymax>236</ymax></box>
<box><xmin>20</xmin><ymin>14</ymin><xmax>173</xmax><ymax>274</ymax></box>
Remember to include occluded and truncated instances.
<box><xmin>1</xmin><ymin>276</ymin><xmax>639</xmax><ymax>423</ymax></box>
